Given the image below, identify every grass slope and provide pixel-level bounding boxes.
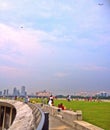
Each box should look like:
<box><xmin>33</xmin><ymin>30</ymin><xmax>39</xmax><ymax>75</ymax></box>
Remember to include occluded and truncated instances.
<box><xmin>54</xmin><ymin>100</ymin><xmax>110</xmax><ymax>130</ymax></box>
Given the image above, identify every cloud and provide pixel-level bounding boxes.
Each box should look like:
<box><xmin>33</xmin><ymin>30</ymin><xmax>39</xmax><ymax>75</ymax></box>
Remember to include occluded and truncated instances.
<box><xmin>0</xmin><ymin>23</ymin><xmax>72</xmax><ymax>71</ymax></box>
<box><xmin>0</xmin><ymin>23</ymin><xmax>42</xmax><ymax>65</ymax></box>
<box><xmin>80</xmin><ymin>65</ymin><xmax>110</xmax><ymax>71</ymax></box>
<box><xmin>0</xmin><ymin>23</ymin><xmax>72</xmax><ymax>55</ymax></box>
<box><xmin>0</xmin><ymin>1</ymin><xmax>12</xmax><ymax>11</ymax></box>
<box><xmin>55</xmin><ymin>72</ymin><xmax>69</xmax><ymax>78</ymax></box>
<box><xmin>0</xmin><ymin>65</ymin><xmax>26</xmax><ymax>78</ymax></box>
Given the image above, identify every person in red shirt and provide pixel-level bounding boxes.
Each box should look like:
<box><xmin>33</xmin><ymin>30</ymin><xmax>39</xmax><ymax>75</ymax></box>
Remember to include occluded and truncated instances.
<box><xmin>58</xmin><ymin>103</ymin><xmax>66</xmax><ymax>110</ymax></box>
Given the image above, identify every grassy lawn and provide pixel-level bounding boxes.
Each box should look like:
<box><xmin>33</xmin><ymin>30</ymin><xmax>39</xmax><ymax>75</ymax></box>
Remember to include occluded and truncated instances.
<box><xmin>30</xmin><ymin>98</ymin><xmax>110</xmax><ymax>130</ymax></box>
<box><xmin>54</xmin><ymin>99</ymin><xmax>110</xmax><ymax>130</ymax></box>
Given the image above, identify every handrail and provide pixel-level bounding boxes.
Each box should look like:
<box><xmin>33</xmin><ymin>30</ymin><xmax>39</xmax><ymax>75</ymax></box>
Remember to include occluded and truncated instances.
<box><xmin>28</xmin><ymin>103</ymin><xmax>45</xmax><ymax>130</ymax></box>
<box><xmin>36</xmin><ymin>106</ymin><xmax>45</xmax><ymax>130</ymax></box>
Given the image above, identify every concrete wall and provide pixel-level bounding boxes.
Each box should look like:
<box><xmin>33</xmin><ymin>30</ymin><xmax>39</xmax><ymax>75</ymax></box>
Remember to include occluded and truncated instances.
<box><xmin>0</xmin><ymin>101</ymin><xmax>16</xmax><ymax>130</ymax></box>
<box><xmin>0</xmin><ymin>99</ymin><xmax>34</xmax><ymax>130</ymax></box>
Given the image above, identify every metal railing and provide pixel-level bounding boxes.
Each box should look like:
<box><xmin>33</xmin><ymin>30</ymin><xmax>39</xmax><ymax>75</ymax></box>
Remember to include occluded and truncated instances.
<box><xmin>28</xmin><ymin>103</ymin><xmax>49</xmax><ymax>130</ymax></box>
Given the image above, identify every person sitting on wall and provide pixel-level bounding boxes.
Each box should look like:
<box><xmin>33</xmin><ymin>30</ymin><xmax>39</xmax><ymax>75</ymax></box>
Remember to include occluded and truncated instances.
<box><xmin>48</xmin><ymin>99</ymin><xmax>52</xmax><ymax>106</ymax></box>
<box><xmin>58</xmin><ymin>103</ymin><xmax>66</xmax><ymax>110</ymax></box>
<box><xmin>49</xmin><ymin>95</ymin><xmax>54</xmax><ymax>105</ymax></box>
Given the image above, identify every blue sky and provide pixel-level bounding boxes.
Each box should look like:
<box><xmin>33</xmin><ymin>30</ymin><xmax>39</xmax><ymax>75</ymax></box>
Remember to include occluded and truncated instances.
<box><xmin>0</xmin><ymin>0</ymin><xmax>110</xmax><ymax>95</ymax></box>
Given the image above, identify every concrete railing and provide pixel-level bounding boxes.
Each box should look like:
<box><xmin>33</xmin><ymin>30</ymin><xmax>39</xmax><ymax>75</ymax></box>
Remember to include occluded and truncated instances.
<box><xmin>0</xmin><ymin>100</ymin><xmax>47</xmax><ymax>130</ymax></box>
<box><xmin>0</xmin><ymin>99</ymin><xmax>34</xmax><ymax>130</ymax></box>
<box><xmin>0</xmin><ymin>100</ymin><xmax>16</xmax><ymax>130</ymax></box>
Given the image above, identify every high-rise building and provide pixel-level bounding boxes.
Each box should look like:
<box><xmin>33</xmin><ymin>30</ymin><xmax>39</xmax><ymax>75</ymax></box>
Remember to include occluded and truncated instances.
<box><xmin>21</xmin><ymin>86</ymin><xmax>26</xmax><ymax>97</ymax></box>
<box><xmin>100</xmin><ymin>91</ymin><xmax>108</xmax><ymax>97</ymax></box>
<box><xmin>0</xmin><ymin>91</ymin><xmax>2</xmax><ymax>96</ymax></box>
<box><xmin>96</xmin><ymin>91</ymin><xmax>108</xmax><ymax>97</ymax></box>
<box><xmin>13</xmin><ymin>87</ymin><xmax>19</xmax><ymax>96</ymax></box>
<box><xmin>3</xmin><ymin>89</ymin><xmax>9</xmax><ymax>96</ymax></box>
<box><xmin>6</xmin><ymin>89</ymin><xmax>9</xmax><ymax>96</ymax></box>
<box><xmin>3</xmin><ymin>89</ymin><xmax>6</xmax><ymax>96</ymax></box>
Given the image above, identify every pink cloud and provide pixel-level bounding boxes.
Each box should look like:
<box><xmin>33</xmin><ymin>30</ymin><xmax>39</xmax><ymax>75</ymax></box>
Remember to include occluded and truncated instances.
<box><xmin>81</xmin><ymin>65</ymin><xmax>110</xmax><ymax>71</ymax></box>
<box><xmin>0</xmin><ymin>66</ymin><xmax>25</xmax><ymax>78</ymax></box>
<box><xmin>0</xmin><ymin>2</ymin><xmax>12</xmax><ymax>11</ymax></box>
<box><xmin>0</xmin><ymin>23</ymin><xmax>41</xmax><ymax>52</ymax></box>
<box><xmin>55</xmin><ymin>72</ymin><xmax>69</xmax><ymax>78</ymax></box>
<box><xmin>0</xmin><ymin>23</ymin><xmax>57</xmax><ymax>54</ymax></box>
<box><xmin>0</xmin><ymin>23</ymin><xmax>56</xmax><ymax>64</ymax></box>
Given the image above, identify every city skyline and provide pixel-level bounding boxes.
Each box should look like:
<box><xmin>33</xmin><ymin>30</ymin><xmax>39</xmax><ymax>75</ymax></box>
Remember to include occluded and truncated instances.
<box><xmin>0</xmin><ymin>0</ymin><xmax>110</xmax><ymax>95</ymax></box>
<box><xmin>0</xmin><ymin>86</ymin><xmax>27</xmax><ymax>96</ymax></box>
<box><xmin>0</xmin><ymin>86</ymin><xmax>110</xmax><ymax>97</ymax></box>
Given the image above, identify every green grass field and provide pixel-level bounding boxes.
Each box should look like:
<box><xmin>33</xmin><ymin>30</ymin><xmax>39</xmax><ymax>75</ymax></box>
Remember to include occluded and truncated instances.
<box><xmin>30</xmin><ymin>98</ymin><xmax>110</xmax><ymax>130</ymax></box>
<box><xmin>54</xmin><ymin>99</ymin><xmax>110</xmax><ymax>130</ymax></box>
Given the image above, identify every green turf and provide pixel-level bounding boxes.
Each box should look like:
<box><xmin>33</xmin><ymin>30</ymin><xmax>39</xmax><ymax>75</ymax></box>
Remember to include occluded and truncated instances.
<box><xmin>29</xmin><ymin>98</ymin><xmax>110</xmax><ymax>129</ymax></box>
<box><xmin>54</xmin><ymin>99</ymin><xmax>110</xmax><ymax>130</ymax></box>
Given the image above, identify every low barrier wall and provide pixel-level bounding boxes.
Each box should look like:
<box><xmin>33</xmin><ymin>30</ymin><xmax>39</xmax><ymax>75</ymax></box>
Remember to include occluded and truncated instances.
<box><xmin>40</xmin><ymin>104</ymin><xmax>104</xmax><ymax>130</ymax></box>
<box><xmin>0</xmin><ymin>99</ymin><xmax>34</xmax><ymax>130</ymax></box>
<box><xmin>0</xmin><ymin>100</ymin><xmax>46</xmax><ymax>130</ymax></box>
<box><xmin>0</xmin><ymin>100</ymin><xmax>16</xmax><ymax>130</ymax></box>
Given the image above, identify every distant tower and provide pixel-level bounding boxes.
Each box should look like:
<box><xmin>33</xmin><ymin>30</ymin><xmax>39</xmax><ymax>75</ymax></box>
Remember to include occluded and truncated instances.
<box><xmin>13</xmin><ymin>87</ymin><xmax>18</xmax><ymax>96</ymax></box>
<box><xmin>0</xmin><ymin>91</ymin><xmax>2</xmax><ymax>96</ymax></box>
<box><xmin>21</xmin><ymin>86</ymin><xmax>26</xmax><ymax>97</ymax></box>
<box><xmin>3</xmin><ymin>89</ymin><xmax>6</xmax><ymax>96</ymax></box>
<box><xmin>6</xmin><ymin>89</ymin><xmax>9</xmax><ymax>96</ymax></box>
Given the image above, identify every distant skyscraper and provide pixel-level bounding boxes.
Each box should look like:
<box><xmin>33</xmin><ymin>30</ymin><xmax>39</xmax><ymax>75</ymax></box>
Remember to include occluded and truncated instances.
<box><xmin>100</xmin><ymin>91</ymin><xmax>107</xmax><ymax>97</ymax></box>
<box><xmin>21</xmin><ymin>86</ymin><xmax>26</xmax><ymax>97</ymax></box>
<box><xmin>6</xmin><ymin>89</ymin><xmax>9</xmax><ymax>96</ymax></box>
<box><xmin>0</xmin><ymin>91</ymin><xmax>2</xmax><ymax>96</ymax></box>
<box><xmin>13</xmin><ymin>87</ymin><xmax>19</xmax><ymax>96</ymax></box>
<box><xmin>3</xmin><ymin>89</ymin><xmax>6</xmax><ymax>96</ymax></box>
<box><xmin>17</xmin><ymin>90</ymin><xmax>20</xmax><ymax>96</ymax></box>
<box><xmin>96</xmin><ymin>91</ymin><xmax>108</xmax><ymax>97</ymax></box>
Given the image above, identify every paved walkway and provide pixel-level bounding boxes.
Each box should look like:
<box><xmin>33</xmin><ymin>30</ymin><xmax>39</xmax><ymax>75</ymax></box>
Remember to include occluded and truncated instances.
<box><xmin>49</xmin><ymin>115</ymin><xmax>74</xmax><ymax>130</ymax></box>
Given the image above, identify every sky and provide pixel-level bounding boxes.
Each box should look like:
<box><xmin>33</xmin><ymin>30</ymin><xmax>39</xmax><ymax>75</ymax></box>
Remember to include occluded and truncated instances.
<box><xmin>0</xmin><ymin>0</ymin><xmax>110</xmax><ymax>95</ymax></box>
